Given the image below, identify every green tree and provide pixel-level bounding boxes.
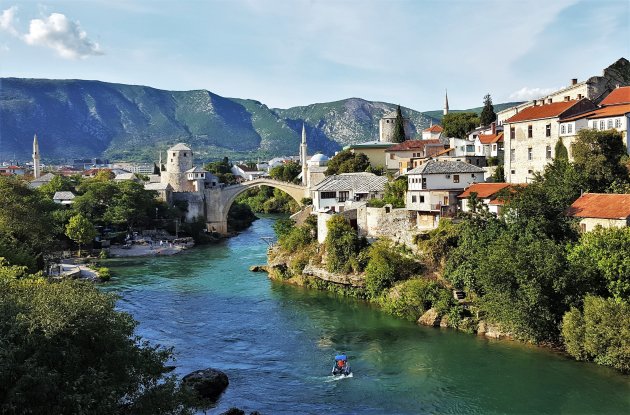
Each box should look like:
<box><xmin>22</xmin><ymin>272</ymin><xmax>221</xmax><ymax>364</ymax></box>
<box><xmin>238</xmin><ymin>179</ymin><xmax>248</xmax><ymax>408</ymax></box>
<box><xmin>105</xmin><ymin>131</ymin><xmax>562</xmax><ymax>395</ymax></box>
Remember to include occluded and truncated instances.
<box><xmin>0</xmin><ymin>266</ymin><xmax>194</xmax><ymax>414</ymax></box>
<box><xmin>442</xmin><ymin>112</ymin><xmax>479</xmax><ymax>139</ymax></box>
<box><xmin>204</xmin><ymin>157</ymin><xmax>237</xmax><ymax>185</ymax></box>
<box><xmin>572</xmin><ymin>129</ymin><xmax>629</xmax><ymax>192</ymax></box>
<box><xmin>324</xmin><ymin>215</ymin><xmax>360</xmax><ymax>273</ymax></box>
<box><xmin>554</xmin><ymin>138</ymin><xmax>569</xmax><ymax>160</ymax></box>
<box><xmin>65</xmin><ymin>214</ymin><xmax>97</xmax><ymax>256</ymax></box>
<box><xmin>568</xmin><ymin>227</ymin><xmax>630</xmax><ymax>301</ymax></box>
<box><xmin>562</xmin><ymin>296</ymin><xmax>630</xmax><ymax>373</ymax></box>
<box><xmin>479</xmin><ymin>93</ymin><xmax>496</xmax><ymax>126</ymax></box>
<box><xmin>364</xmin><ymin>240</ymin><xmax>421</xmax><ymax>298</ymax></box>
<box><xmin>324</xmin><ymin>150</ymin><xmax>371</xmax><ymax>175</ymax></box>
<box><xmin>269</xmin><ymin>161</ymin><xmax>301</xmax><ymax>183</ymax></box>
<box><xmin>392</xmin><ymin>105</ymin><xmax>407</xmax><ymax>143</ymax></box>
<box><xmin>491</xmin><ymin>164</ymin><xmax>505</xmax><ymax>182</ymax></box>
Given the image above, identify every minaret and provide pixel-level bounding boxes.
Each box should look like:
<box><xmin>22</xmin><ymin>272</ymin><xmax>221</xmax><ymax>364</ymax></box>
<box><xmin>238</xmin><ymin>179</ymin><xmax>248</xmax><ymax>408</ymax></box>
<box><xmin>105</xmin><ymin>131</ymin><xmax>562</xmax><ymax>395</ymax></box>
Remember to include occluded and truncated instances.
<box><xmin>300</xmin><ymin>123</ymin><xmax>308</xmax><ymax>186</ymax></box>
<box><xmin>32</xmin><ymin>134</ymin><xmax>41</xmax><ymax>179</ymax></box>
<box><xmin>443</xmin><ymin>89</ymin><xmax>449</xmax><ymax>116</ymax></box>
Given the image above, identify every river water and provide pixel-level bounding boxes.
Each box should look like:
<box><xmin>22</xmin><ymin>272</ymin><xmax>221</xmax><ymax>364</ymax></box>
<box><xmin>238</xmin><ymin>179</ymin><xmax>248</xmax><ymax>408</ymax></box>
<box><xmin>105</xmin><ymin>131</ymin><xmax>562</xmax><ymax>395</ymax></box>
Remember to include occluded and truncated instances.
<box><xmin>107</xmin><ymin>216</ymin><xmax>629</xmax><ymax>414</ymax></box>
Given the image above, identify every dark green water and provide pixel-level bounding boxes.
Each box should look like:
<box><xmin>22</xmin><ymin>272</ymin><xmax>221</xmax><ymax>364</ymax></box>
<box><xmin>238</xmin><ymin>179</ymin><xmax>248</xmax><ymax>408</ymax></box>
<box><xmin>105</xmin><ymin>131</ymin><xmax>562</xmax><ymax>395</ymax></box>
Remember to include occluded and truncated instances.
<box><xmin>107</xmin><ymin>216</ymin><xmax>629</xmax><ymax>414</ymax></box>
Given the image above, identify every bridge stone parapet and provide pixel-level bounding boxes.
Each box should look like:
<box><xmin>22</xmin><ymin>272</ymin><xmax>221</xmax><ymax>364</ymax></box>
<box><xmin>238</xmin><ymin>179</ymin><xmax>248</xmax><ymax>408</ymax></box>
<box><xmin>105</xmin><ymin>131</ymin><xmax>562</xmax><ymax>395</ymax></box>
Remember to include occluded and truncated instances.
<box><xmin>204</xmin><ymin>178</ymin><xmax>309</xmax><ymax>234</ymax></box>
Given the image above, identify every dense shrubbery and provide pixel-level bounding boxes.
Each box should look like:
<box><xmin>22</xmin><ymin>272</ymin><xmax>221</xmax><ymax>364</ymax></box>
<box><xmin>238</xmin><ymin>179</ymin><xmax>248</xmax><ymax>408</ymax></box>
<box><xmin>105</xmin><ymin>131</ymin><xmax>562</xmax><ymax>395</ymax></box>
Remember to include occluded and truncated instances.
<box><xmin>324</xmin><ymin>150</ymin><xmax>372</xmax><ymax>175</ymax></box>
<box><xmin>367</xmin><ymin>177</ymin><xmax>408</xmax><ymax>208</ymax></box>
<box><xmin>324</xmin><ymin>215</ymin><xmax>363</xmax><ymax>274</ymax></box>
<box><xmin>0</xmin><ymin>260</ymin><xmax>194</xmax><ymax>414</ymax></box>
<box><xmin>235</xmin><ymin>186</ymin><xmax>299</xmax><ymax>214</ymax></box>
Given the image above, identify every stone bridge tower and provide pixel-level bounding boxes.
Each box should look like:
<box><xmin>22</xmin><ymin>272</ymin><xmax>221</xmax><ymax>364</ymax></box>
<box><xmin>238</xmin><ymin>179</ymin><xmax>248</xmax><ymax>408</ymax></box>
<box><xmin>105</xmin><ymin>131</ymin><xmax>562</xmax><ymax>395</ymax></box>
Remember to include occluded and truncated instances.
<box><xmin>161</xmin><ymin>143</ymin><xmax>194</xmax><ymax>192</ymax></box>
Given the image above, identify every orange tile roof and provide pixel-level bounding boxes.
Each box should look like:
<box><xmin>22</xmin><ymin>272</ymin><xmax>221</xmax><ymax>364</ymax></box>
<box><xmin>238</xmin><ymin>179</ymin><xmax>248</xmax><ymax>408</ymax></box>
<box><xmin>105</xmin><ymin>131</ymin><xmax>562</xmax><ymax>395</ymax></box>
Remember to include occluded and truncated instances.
<box><xmin>478</xmin><ymin>132</ymin><xmax>504</xmax><ymax>144</ymax></box>
<box><xmin>599</xmin><ymin>86</ymin><xmax>630</xmax><ymax>106</ymax></box>
<box><xmin>458</xmin><ymin>182</ymin><xmax>512</xmax><ymax>199</ymax></box>
<box><xmin>423</xmin><ymin>125</ymin><xmax>443</xmax><ymax>133</ymax></box>
<box><xmin>506</xmin><ymin>100</ymin><xmax>581</xmax><ymax>123</ymax></box>
<box><xmin>385</xmin><ymin>139</ymin><xmax>443</xmax><ymax>152</ymax></box>
<box><xmin>561</xmin><ymin>103</ymin><xmax>630</xmax><ymax>122</ymax></box>
<box><xmin>566</xmin><ymin>193</ymin><xmax>630</xmax><ymax>219</ymax></box>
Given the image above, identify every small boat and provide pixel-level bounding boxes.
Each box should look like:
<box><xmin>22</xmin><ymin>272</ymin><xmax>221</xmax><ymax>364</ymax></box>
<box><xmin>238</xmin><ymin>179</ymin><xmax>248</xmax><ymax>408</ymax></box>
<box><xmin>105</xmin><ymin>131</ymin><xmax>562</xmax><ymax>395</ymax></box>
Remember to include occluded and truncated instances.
<box><xmin>332</xmin><ymin>354</ymin><xmax>351</xmax><ymax>376</ymax></box>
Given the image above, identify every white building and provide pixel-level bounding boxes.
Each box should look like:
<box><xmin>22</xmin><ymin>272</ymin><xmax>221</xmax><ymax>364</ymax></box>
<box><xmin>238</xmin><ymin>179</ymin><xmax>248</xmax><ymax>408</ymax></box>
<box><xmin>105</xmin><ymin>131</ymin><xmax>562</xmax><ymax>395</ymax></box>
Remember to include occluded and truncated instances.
<box><xmin>421</xmin><ymin>124</ymin><xmax>443</xmax><ymax>140</ymax></box>
<box><xmin>53</xmin><ymin>191</ymin><xmax>76</xmax><ymax>205</ymax></box>
<box><xmin>384</xmin><ymin>139</ymin><xmax>446</xmax><ymax>173</ymax></box>
<box><xmin>311</xmin><ymin>172</ymin><xmax>387</xmax><ymax>213</ymax></box>
<box><xmin>503</xmin><ymin>99</ymin><xmax>596</xmax><ymax>184</ymax></box>
<box><xmin>231</xmin><ymin>164</ymin><xmax>265</xmax><ymax>181</ymax></box>
<box><xmin>406</xmin><ymin>160</ymin><xmax>485</xmax><ymax>229</ymax></box>
<box><xmin>457</xmin><ymin>182</ymin><xmax>513</xmax><ymax>215</ymax></box>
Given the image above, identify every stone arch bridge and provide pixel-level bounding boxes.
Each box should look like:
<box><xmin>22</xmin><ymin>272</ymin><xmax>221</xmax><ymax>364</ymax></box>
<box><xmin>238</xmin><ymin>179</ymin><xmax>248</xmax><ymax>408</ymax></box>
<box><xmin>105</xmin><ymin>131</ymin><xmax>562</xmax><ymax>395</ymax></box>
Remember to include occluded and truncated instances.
<box><xmin>204</xmin><ymin>178</ymin><xmax>309</xmax><ymax>234</ymax></box>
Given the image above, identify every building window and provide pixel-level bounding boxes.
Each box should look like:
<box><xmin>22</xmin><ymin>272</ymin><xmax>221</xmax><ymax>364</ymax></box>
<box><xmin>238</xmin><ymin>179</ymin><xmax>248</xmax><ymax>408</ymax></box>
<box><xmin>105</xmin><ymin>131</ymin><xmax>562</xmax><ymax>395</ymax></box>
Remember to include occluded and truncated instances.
<box><xmin>561</xmin><ymin>125</ymin><xmax>566</xmax><ymax>134</ymax></box>
<box><xmin>546</xmin><ymin>124</ymin><xmax>551</xmax><ymax>137</ymax></box>
<box><xmin>546</xmin><ymin>145</ymin><xmax>552</xmax><ymax>159</ymax></box>
<box><xmin>421</xmin><ymin>178</ymin><xmax>427</xmax><ymax>189</ymax></box>
<box><xmin>600</xmin><ymin>120</ymin><xmax>605</xmax><ymax>130</ymax></box>
<box><xmin>528</xmin><ymin>147</ymin><xmax>533</xmax><ymax>160</ymax></box>
<box><xmin>592</xmin><ymin>121</ymin><xmax>597</xmax><ymax>130</ymax></box>
<box><xmin>443</xmin><ymin>196</ymin><xmax>449</xmax><ymax>205</ymax></box>
<box><xmin>321</xmin><ymin>191</ymin><xmax>336</xmax><ymax>199</ymax></box>
<box><xmin>528</xmin><ymin>125</ymin><xmax>533</xmax><ymax>138</ymax></box>
<box><xmin>510</xmin><ymin>149</ymin><xmax>515</xmax><ymax>161</ymax></box>
<box><xmin>510</xmin><ymin>126</ymin><xmax>515</xmax><ymax>138</ymax></box>
<box><xmin>453</xmin><ymin>174</ymin><xmax>460</xmax><ymax>183</ymax></box>
<box><xmin>511</xmin><ymin>169</ymin><xmax>516</xmax><ymax>175</ymax></box>
<box><xmin>528</xmin><ymin>169</ymin><xmax>533</xmax><ymax>174</ymax></box>
<box><xmin>420</xmin><ymin>195</ymin><xmax>425</xmax><ymax>203</ymax></box>
<box><xmin>338</xmin><ymin>191</ymin><xmax>349</xmax><ymax>202</ymax></box>
<box><xmin>568</xmin><ymin>124</ymin><xmax>573</xmax><ymax>133</ymax></box>
<box><xmin>615</xmin><ymin>118</ymin><xmax>622</xmax><ymax>128</ymax></box>
<box><xmin>183</xmin><ymin>153</ymin><xmax>186</xmax><ymax>157</ymax></box>
<box><xmin>412</xmin><ymin>195</ymin><xmax>417</xmax><ymax>203</ymax></box>
<box><xmin>580</xmin><ymin>223</ymin><xmax>586</xmax><ymax>232</ymax></box>
<box><xmin>607</xmin><ymin>119</ymin><xmax>613</xmax><ymax>129</ymax></box>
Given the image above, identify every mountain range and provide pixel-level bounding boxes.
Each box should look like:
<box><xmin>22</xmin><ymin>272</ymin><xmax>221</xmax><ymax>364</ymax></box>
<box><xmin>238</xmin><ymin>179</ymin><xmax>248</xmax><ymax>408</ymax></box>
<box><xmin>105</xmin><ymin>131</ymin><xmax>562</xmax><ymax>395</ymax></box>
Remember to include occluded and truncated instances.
<box><xmin>0</xmin><ymin>77</ymin><xmax>517</xmax><ymax>162</ymax></box>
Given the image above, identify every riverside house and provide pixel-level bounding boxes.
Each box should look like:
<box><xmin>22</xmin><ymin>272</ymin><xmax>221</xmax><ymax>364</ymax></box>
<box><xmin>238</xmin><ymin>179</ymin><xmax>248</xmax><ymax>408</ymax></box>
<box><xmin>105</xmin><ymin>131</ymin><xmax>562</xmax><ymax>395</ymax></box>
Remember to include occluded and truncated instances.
<box><xmin>566</xmin><ymin>193</ymin><xmax>630</xmax><ymax>232</ymax></box>
<box><xmin>311</xmin><ymin>172</ymin><xmax>387</xmax><ymax>213</ymax></box>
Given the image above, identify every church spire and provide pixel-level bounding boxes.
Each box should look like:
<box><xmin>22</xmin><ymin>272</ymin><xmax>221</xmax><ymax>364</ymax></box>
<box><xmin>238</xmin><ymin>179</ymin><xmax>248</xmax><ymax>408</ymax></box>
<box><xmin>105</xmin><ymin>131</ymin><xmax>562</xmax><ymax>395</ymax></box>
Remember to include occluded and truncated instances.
<box><xmin>32</xmin><ymin>134</ymin><xmax>41</xmax><ymax>179</ymax></box>
<box><xmin>443</xmin><ymin>89</ymin><xmax>449</xmax><ymax>116</ymax></box>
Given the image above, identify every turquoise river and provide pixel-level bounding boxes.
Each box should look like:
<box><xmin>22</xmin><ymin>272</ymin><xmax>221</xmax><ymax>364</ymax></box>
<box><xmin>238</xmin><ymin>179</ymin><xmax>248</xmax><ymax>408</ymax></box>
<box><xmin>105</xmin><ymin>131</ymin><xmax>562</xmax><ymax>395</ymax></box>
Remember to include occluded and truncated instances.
<box><xmin>107</xmin><ymin>215</ymin><xmax>629</xmax><ymax>414</ymax></box>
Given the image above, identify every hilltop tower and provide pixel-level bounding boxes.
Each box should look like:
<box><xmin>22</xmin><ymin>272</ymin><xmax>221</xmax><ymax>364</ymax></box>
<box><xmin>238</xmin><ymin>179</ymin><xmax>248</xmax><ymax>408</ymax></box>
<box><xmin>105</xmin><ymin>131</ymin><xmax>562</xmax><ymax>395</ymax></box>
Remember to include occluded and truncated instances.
<box><xmin>32</xmin><ymin>134</ymin><xmax>41</xmax><ymax>179</ymax></box>
<box><xmin>444</xmin><ymin>89</ymin><xmax>449</xmax><ymax>116</ymax></box>
<box><xmin>379</xmin><ymin>110</ymin><xmax>412</xmax><ymax>143</ymax></box>
<box><xmin>300</xmin><ymin>124</ymin><xmax>308</xmax><ymax>186</ymax></box>
<box><xmin>161</xmin><ymin>143</ymin><xmax>194</xmax><ymax>192</ymax></box>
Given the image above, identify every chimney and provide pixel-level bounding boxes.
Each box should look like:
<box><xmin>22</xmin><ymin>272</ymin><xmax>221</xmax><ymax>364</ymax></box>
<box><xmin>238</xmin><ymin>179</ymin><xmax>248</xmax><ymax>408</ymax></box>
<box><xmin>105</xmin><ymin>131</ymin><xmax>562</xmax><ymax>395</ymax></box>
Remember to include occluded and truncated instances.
<box><xmin>547</xmin><ymin>98</ymin><xmax>552</xmax><ymax>104</ymax></box>
<box><xmin>577</xmin><ymin>93</ymin><xmax>582</xmax><ymax>100</ymax></box>
<box><xmin>532</xmin><ymin>100</ymin><xmax>537</xmax><ymax>106</ymax></box>
<box><xmin>491</xmin><ymin>122</ymin><xmax>496</xmax><ymax>135</ymax></box>
<box><xmin>564</xmin><ymin>96</ymin><xmax>570</xmax><ymax>102</ymax></box>
<box><xmin>571</xmin><ymin>78</ymin><xmax>578</xmax><ymax>85</ymax></box>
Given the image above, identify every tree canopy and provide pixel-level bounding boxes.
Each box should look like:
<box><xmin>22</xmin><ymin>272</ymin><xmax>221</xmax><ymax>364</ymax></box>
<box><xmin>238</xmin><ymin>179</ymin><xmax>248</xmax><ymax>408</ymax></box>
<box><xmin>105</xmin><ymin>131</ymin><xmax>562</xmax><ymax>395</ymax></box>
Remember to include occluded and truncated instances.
<box><xmin>269</xmin><ymin>161</ymin><xmax>301</xmax><ymax>183</ymax></box>
<box><xmin>479</xmin><ymin>94</ymin><xmax>496</xmax><ymax>127</ymax></box>
<box><xmin>442</xmin><ymin>112</ymin><xmax>479</xmax><ymax>139</ymax></box>
<box><xmin>392</xmin><ymin>105</ymin><xmax>407</xmax><ymax>143</ymax></box>
<box><xmin>324</xmin><ymin>150</ymin><xmax>372</xmax><ymax>175</ymax></box>
<box><xmin>571</xmin><ymin>129</ymin><xmax>629</xmax><ymax>192</ymax></box>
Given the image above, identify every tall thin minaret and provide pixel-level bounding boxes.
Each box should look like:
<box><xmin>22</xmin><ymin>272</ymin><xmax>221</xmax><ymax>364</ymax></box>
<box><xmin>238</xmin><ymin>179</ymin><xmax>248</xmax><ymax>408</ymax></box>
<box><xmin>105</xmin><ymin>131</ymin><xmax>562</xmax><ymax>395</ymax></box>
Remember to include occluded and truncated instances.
<box><xmin>32</xmin><ymin>134</ymin><xmax>41</xmax><ymax>179</ymax></box>
<box><xmin>443</xmin><ymin>89</ymin><xmax>449</xmax><ymax>116</ymax></box>
<box><xmin>300</xmin><ymin>123</ymin><xmax>308</xmax><ymax>186</ymax></box>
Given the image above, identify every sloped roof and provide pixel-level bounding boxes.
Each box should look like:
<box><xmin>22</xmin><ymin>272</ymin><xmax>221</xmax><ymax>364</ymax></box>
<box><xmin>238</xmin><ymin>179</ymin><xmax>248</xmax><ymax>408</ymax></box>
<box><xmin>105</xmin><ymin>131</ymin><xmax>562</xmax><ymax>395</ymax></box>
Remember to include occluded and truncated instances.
<box><xmin>478</xmin><ymin>132</ymin><xmax>504</xmax><ymax>144</ymax></box>
<box><xmin>506</xmin><ymin>100</ymin><xmax>582</xmax><ymax>123</ymax></box>
<box><xmin>458</xmin><ymin>183</ymin><xmax>511</xmax><ymax>199</ymax></box>
<box><xmin>31</xmin><ymin>172</ymin><xmax>55</xmax><ymax>183</ymax></box>
<box><xmin>386</xmin><ymin>139</ymin><xmax>443</xmax><ymax>152</ymax></box>
<box><xmin>186</xmin><ymin>166</ymin><xmax>207</xmax><ymax>173</ymax></box>
<box><xmin>235</xmin><ymin>164</ymin><xmax>260</xmax><ymax>172</ymax></box>
<box><xmin>114</xmin><ymin>172</ymin><xmax>136</xmax><ymax>180</ymax></box>
<box><xmin>560</xmin><ymin>103</ymin><xmax>630</xmax><ymax>122</ymax></box>
<box><xmin>312</xmin><ymin>172</ymin><xmax>387</xmax><ymax>193</ymax></box>
<box><xmin>406</xmin><ymin>160</ymin><xmax>485</xmax><ymax>175</ymax></box>
<box><xmin>599</xmin><ymin>86</ymin><xmax>630</xmax><ymax>106</ymax></box>
<box><xmin>423</xmin><ymin>125</ymin><xmax>443</xmax><ymax>133</ymax></box>
<box><xmin>169</xmin><ymin>143</ymin><xmax>191</xmax><ymax>151</ymax></box>
<box><xmin>53</xmin><ymin>191</ymin><xmax>75</xmax><ymax>200</ymax></box>
<box><xmin>566</xmin><ymin>193</ymin><xmax>630</xmax><ymax>219</ymax></box>
<box><xmin>144</xmin><ymin>182</ymin><xmax>172</xmax><ymax>191</ymax></box>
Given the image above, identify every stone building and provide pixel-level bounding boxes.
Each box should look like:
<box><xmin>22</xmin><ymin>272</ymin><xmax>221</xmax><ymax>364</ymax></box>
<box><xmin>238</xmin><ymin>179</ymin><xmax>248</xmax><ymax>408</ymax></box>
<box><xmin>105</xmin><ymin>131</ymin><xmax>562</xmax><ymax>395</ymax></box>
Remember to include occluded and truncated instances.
<box><xmin>161</xmin><ymin>143</ymin><xmax>195</xmax><ymax>192</ymax></box>
<box><xmin>379</xmin><ymin>109</ymin><xmax>413</xmax><ymax>143</ymax></box>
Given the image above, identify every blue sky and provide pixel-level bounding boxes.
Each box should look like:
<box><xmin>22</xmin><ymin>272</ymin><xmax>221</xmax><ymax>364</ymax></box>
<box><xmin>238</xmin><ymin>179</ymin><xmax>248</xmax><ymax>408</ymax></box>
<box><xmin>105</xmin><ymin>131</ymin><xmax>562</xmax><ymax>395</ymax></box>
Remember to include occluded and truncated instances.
<box><xmin>0</xmin><ymin>0</ymin><xmax>628</xmax><ymax>111</ymax></box>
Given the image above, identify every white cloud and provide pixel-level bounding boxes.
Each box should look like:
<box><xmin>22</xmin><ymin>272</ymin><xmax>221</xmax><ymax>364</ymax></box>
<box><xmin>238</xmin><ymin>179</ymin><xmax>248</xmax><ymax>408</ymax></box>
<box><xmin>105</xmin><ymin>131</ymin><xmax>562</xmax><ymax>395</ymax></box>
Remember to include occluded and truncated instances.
<box><xmin>509</xmin><ymin>87</ymin><xmax>559</xmax><ymax>101</ymax></box>
<box><xmin>23</xmin><ymin>12</ymin><xmax>102</xmax><ymax>59</ymax></box>
<box><xmin>0</xmin><ymin>6</ymin><xmax>19</xmax><ymax>36</ymax></box>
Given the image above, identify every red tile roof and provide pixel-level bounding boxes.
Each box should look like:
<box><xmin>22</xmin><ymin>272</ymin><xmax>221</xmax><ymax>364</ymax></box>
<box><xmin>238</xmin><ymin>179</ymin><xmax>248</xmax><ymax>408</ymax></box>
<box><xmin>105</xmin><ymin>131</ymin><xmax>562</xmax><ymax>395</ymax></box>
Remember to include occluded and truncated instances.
<box><xmin>478</xmin><ymin>132</ymin><xmax>504</xmax><ymax>145</ymax></box>
<box><xmin>599</xmin><ymin>86</ymin><xmax>630</xmax><ymax>106</ymax></box>
<box><xmin>385</xmin><ymin>139</ymin><xmax>443</xmax><ymax>152</ymax></box>
<box><xmin>506</xmin><ymin>100</ymin><xmax>581</xmax><ymax>123</ymax></box>
<box><xmin>458</xmin><ymin>183</ymin><xmax>511</xmax><ymax>199</ymax></box>
<box><xmin>566</xmin><ymin>193</ymin><xmax>630</xmax><ymax>219</ymax></box>
<box><xmin>561</xmin><ymin>103</ymin><xmax>630</xmax><ymax>122</ymax></box>
<box><xmin>423</xmin><ymin>125</ymin><xmax>443</xmax><ymax>133</ymax></box>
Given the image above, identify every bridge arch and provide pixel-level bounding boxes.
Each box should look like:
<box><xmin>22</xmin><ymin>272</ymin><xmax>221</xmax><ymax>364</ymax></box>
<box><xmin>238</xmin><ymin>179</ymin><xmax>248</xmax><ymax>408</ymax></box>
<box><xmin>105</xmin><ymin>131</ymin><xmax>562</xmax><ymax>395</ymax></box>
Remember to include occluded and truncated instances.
<box><xmin>204</xmin><ymin>178</ymin><xmax>309</xmax><ymax>234</ymax></box>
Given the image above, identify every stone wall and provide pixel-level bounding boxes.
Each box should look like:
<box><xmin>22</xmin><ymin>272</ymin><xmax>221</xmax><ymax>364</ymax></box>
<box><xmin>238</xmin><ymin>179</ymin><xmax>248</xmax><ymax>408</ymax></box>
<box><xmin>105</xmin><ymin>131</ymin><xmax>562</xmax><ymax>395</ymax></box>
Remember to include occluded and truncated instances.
<box><xmin>361</xmin><ymin>206</ymin><xmax>419</xmax><ymax>250</ymax></box>
<box><xmin>173</xmin><ymin>192</ymin><xmax>206</xmax><ymax>222</ymax></box>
